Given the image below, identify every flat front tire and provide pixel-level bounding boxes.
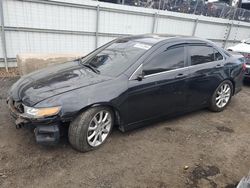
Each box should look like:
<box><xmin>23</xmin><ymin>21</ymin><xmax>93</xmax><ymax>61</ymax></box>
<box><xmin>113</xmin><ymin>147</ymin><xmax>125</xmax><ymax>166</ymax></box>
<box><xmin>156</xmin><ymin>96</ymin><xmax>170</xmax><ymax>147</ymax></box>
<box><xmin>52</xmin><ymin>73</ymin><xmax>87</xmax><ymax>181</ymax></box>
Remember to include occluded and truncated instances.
<box><xmin>68</xmin><ymin>106</ymin><xmax>114</xmax><ymax>152</ymax></box>
<box><xmin>209</xmin><ymin>80</ymin><xmax>233</xmax><ymax>112</ymax></box>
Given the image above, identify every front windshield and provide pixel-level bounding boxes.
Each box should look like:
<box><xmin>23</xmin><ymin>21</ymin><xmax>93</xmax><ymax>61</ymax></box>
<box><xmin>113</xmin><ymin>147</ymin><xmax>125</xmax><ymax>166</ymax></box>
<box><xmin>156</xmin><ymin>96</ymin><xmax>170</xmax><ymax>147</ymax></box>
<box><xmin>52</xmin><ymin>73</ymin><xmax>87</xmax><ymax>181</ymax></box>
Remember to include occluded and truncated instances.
<box><xmin>81</xmin><ymin>39</ymin><xmax>151</xmax><ymax>77</ymax></box>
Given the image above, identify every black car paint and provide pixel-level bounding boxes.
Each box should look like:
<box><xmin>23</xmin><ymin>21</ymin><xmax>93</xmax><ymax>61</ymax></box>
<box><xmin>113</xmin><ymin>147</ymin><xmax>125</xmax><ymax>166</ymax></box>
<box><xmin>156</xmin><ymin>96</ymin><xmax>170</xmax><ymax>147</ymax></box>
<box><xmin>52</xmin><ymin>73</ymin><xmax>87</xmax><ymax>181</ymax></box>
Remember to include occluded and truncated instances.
<box><xmin>246</xmin><ymin>67</ymin><xmax>250</xmax><ymax>78</ymax></box>
<box><xmin>7</xmin><ymin>35</ymin><xmax>244</xmax><ymax>144</ymax></box>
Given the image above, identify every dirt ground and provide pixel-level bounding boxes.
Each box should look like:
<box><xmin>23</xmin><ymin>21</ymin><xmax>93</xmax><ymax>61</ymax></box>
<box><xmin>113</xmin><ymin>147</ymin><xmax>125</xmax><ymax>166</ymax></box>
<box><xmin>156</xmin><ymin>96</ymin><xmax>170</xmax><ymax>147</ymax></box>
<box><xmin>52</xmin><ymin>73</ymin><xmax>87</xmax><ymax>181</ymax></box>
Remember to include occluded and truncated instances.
<box><xmin>0</xmin><ymin>68</ymin><xmax>19</xmax><ymax>78</ymax></box>
<box><xmin>0</xmin><ymin>77</ymin><xmax>250</xmax><ymax>188</ymax></box>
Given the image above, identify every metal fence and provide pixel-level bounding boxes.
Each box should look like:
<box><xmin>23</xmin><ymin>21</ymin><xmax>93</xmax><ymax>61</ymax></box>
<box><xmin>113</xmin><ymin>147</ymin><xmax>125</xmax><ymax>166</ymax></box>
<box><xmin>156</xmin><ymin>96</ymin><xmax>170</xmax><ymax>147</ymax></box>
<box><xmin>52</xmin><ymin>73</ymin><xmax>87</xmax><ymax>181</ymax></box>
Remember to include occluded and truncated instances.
<box><xmin>0</xmin><ymin>0</ymin><xmax>250</xmax><ymax>71</ymax></box>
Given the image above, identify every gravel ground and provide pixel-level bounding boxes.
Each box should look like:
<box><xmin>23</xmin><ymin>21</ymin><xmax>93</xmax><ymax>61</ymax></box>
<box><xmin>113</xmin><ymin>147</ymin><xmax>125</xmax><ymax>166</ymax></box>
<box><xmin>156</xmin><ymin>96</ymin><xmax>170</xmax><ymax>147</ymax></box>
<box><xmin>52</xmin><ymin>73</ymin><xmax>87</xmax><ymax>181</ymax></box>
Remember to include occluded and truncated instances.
<box><xmin>0</xmin><ymin>77</ymin><xmax>250</xmax><ymax>188</ymax></box>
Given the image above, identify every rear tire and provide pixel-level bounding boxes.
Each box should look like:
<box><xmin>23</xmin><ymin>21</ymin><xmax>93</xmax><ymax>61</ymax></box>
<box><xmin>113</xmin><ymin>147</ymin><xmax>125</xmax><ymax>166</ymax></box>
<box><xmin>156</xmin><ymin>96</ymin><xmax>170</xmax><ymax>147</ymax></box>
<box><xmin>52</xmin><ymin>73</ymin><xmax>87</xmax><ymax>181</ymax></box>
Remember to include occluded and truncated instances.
<box><xmin>209</xmin><ymin>80</ymin><xmax>233</xmax><ymax>112</ymax></box>
<box><xmin>68</xmin><ymin>106</ymin><xmax>114</xmax><ymax>152</ymax></box>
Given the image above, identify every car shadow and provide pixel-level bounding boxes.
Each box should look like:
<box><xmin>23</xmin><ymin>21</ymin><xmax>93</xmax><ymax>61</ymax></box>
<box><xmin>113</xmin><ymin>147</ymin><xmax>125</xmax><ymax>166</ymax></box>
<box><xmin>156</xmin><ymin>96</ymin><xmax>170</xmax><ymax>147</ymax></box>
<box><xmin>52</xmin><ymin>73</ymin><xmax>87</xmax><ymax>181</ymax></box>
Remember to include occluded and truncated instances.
<box><xmin>119</xmin><ymin>108</ymin><xmax>208</xmax><ymax>136</ymax></box>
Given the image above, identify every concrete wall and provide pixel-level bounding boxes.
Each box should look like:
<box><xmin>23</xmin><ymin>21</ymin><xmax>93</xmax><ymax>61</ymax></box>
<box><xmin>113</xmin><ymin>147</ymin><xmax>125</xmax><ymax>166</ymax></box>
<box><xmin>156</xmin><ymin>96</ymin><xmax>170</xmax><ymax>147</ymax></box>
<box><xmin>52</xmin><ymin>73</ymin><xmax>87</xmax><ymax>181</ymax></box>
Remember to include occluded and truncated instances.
<box><xmin>1</xmin><ymin>0</ymin><xmax>250</xmax><ymax>68</ymax></box>
<box><xmin>16</xmin><ymin>53</ymin><xmax>84</xmax><ymax>75</ymax></box>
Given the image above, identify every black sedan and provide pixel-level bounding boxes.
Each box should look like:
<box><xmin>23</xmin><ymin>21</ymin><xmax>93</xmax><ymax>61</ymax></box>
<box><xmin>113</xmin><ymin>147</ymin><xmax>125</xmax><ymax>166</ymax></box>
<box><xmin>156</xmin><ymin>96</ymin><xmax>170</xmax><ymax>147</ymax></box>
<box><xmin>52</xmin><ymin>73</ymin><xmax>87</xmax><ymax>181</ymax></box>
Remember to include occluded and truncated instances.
<box><xmin>7</xmin><ymin>35</ymin><xmax>245</xmax><ymax>152</ymax></box>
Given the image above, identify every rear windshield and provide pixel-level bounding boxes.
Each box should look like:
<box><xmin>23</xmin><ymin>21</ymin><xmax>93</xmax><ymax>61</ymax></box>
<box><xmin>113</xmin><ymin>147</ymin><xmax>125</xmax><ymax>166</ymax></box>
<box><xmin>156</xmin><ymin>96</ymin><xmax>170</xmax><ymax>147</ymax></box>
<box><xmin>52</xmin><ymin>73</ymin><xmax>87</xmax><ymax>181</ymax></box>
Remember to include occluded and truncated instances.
<box><xmin>81</xmin><ymin>39</ymin><xmax>151</xmax><ymax>77</ymax></box>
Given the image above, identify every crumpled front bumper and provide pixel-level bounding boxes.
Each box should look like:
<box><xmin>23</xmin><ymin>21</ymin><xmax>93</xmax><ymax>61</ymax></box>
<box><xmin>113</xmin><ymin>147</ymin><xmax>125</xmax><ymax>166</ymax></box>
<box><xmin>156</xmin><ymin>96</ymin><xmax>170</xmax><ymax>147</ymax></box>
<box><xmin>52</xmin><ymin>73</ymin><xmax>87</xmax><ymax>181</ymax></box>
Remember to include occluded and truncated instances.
<box><xmin>7</xmin><ymin>98</ymin><xmax>60</xmax><ymax>145</ymax></box>
<box><xmin>34</xmin><ymin>125</ymin><xmax>60</xmax><ymax>145</ymax></box>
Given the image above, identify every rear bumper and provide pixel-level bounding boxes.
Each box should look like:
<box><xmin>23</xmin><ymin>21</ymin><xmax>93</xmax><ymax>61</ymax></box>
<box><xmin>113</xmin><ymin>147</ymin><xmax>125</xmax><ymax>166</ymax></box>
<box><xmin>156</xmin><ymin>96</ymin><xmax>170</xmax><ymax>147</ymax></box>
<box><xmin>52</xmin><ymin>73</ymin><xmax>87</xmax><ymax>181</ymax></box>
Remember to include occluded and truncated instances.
<box><xmin>7</xmin><ymin>98</ymin><xmax>60</xmax><ymax>145</ymax></box>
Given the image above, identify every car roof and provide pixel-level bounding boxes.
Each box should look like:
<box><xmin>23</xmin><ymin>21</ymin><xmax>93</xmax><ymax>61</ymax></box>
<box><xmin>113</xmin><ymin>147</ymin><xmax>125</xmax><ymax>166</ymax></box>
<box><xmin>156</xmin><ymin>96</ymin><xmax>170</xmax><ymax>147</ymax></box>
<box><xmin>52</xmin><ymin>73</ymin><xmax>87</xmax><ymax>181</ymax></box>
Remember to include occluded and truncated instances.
<box><xmin>119</xmin><ymin>34</ymin><xmax>213</xmax><ymax>46</ymax></box>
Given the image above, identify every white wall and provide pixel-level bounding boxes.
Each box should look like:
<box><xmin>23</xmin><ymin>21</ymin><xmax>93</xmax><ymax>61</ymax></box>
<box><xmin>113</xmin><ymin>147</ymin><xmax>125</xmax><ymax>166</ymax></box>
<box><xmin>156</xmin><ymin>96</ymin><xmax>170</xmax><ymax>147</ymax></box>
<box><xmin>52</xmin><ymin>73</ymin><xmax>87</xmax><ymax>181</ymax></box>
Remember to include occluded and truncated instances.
<box><xmin>0</xmin><ymin>0</ymin><xmax>250</xmax><ymax>67</ymax></box>
<box><xmin>0</xmin><ymin>36</ymin><xmax>3</xmax><ymax>60</ymax></box>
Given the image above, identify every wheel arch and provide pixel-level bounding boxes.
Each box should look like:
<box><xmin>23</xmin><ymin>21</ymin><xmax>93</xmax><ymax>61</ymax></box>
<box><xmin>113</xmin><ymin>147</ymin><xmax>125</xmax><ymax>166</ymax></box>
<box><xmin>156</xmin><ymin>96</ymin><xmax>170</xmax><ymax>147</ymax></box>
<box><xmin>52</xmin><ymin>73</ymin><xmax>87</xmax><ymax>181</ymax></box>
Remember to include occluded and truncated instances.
<box><xmin>215</xmin><ymin>78</ymin><xmax>235</xmax><ymax>95</ymax></box>
<box><xmin>74</xmin><ymin>102</ymin><xmax>122</xmax><ymax>128</ymax></box>
<box><xmin>213</xmin><ymin>78</ymin><xmax>235</xmax><ymax>97</ymax></box>
<box><xmin>226</xmin><ymin>78</ymin><xmax>236</xmax><ymax>95</ymax></box>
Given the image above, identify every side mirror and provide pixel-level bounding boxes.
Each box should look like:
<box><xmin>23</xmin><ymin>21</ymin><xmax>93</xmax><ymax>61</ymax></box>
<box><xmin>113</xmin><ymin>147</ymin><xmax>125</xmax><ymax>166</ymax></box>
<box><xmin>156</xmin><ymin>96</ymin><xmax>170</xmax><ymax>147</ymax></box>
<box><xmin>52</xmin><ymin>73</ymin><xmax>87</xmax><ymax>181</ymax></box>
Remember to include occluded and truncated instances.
<box><xmin>137</xmin><ymin>72</ymin><xmax>145</xmax><ymax>81</ymax></box>
<box><xmin>129</xmin><ymin>64</ymin><xmax>145</xmax><ymax>81</ymax></box>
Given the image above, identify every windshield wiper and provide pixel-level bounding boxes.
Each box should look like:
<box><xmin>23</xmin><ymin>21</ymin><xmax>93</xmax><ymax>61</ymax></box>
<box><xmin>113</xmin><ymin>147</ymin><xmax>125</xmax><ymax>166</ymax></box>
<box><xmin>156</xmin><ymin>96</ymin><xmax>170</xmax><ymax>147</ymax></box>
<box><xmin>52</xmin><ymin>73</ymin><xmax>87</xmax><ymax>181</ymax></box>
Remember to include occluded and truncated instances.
<box><xmin>80</xmin><ymin>60</ymin><xmax>100</xmax><ymax>74</ymax></box>
<box><xmin>83</xmin><ymin>63</ymin><xmax>100</xmax><ymax>74</ymax></box>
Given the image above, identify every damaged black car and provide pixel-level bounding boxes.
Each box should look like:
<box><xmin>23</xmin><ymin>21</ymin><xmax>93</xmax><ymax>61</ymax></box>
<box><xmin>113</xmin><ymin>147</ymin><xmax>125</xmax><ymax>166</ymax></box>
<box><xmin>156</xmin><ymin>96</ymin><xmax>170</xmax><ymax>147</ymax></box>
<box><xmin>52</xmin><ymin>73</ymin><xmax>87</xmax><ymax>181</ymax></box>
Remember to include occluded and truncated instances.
<box><xmin>7</xmin><ymin>35</ymin><xmax>245</xmax><ymax>152</ymax></box>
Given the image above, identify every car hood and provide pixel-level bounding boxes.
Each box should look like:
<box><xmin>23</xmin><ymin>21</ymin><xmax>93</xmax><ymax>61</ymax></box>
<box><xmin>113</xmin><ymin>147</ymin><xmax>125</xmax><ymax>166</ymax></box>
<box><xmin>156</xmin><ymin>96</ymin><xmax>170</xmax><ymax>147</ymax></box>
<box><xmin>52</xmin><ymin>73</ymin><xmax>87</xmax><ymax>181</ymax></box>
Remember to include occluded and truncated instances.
<box><xmin>9</xmin><ymin>60</ymin><xmax>112</xmax><ymax>106</ymax></box>
<box><xmin>227</xmin><ymin>43</ymin><xmax>250</xmax><ymax>53</ymax></box>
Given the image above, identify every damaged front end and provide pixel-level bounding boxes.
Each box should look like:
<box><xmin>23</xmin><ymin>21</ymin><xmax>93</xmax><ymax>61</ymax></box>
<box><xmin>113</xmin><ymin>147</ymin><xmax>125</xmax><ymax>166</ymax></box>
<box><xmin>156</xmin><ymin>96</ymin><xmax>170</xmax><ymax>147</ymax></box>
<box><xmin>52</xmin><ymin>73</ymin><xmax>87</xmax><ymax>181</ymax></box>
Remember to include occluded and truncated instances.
<box><xmin>6</xmin><ymin>97</ymin><xmax>60</xmax><ymax>145</ymax></box>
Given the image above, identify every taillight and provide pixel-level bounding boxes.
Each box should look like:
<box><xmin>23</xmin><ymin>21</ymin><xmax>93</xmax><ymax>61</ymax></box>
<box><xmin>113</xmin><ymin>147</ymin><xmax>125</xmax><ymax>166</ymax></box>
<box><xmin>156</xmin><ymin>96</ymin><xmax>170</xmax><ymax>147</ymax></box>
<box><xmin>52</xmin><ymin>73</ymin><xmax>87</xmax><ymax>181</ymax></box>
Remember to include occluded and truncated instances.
<box><xmin>243</xmin><ymin>63</ymin><xmax>247</xmax><ymax>72</ymax></box>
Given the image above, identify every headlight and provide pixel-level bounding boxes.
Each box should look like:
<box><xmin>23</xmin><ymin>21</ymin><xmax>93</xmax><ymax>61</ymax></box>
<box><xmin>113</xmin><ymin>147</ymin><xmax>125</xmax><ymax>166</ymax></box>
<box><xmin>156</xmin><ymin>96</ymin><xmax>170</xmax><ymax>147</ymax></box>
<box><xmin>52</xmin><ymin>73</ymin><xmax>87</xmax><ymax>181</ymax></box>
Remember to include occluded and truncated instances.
<box><xmin>24</xmin><ymin>105</ymin><xmax>61</xmax><ymax>118</ymax></box>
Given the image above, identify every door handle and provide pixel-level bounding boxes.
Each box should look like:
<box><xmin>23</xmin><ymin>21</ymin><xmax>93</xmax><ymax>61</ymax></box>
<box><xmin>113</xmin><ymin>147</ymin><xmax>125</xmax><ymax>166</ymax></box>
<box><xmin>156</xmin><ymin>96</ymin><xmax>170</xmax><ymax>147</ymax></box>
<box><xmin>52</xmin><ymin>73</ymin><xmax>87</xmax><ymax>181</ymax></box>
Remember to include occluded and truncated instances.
<box><xmin>215</xmin><ymin>64</ymin><xmax>224</xmax><ymax>68</ymax></box>
<box><xmin>175</xmin><ymin>73</ymin><xmax>185</xmax><ymax>78</ymax></box>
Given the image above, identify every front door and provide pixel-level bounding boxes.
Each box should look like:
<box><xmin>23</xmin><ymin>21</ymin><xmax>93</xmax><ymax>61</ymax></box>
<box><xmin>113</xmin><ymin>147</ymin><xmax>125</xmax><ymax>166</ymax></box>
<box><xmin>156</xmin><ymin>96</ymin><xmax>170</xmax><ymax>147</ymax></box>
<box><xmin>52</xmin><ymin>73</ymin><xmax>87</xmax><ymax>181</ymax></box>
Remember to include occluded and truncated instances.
<box><xmin>125</xmin><ymin>44</ymin><xmax>189</xmax><ymax>125</ymax></box>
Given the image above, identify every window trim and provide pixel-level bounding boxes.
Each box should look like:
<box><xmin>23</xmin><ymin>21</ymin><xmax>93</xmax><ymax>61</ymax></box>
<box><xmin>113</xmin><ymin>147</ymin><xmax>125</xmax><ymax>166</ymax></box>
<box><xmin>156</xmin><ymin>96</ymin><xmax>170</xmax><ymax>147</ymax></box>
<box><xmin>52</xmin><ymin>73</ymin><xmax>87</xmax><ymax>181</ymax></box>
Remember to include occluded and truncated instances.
<box><xmin>144</xmin><ymin>66</ymin><xmax>189</xmax><ymax>78</ymax></box>
<box><xmin>186</xmin><ymin>58</ymin><xmax>224</xmax><ymax>69</ymax></box>
<box><xmin>129</xmin><ymin>41</ymin><xmax>226</xmax><ymax>80</ymax></box>
<box><xmin>129</xmin><ymin>43</ymin><xmax>188</xmax><ymax>80</ymax></box>
<box><xmin>129</xmin><ymin>64</ymin><xmax>189</xmax><ymax>80</ymax></box>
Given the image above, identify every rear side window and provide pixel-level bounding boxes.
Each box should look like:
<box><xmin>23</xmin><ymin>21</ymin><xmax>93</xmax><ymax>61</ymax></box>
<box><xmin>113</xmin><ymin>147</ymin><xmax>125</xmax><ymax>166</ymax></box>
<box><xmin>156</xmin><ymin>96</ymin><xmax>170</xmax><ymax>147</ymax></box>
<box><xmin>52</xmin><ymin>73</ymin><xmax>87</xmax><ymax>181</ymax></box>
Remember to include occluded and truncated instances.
<box><xmin>189</xmin><ymin>46</ymin><xmax>214</xmax><ymax>65</ymax></box>
<box><xmin>144</xmin><ymin>46</ymin><xmax>185</xmax><ymax>75</ymax></box>
<box><xmin>189</xmin><ymin>45</ymin><xmax>224</xmax><ymax>66</ymax></box>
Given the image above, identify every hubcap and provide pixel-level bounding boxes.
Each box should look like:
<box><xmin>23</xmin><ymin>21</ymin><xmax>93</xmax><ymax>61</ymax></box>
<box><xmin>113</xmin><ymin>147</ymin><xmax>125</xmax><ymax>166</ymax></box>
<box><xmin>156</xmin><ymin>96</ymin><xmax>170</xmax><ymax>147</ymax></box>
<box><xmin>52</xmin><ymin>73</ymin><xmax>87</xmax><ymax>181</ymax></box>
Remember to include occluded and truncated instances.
<box><xmin>87</xmin><ymin>110</ymin><xmax>112</xmax><ymax>147</ymax></box>
<box><xmin>215</xmin><ymin>83</ymin><xmax>231</xmax><ymax>108</ymax></box>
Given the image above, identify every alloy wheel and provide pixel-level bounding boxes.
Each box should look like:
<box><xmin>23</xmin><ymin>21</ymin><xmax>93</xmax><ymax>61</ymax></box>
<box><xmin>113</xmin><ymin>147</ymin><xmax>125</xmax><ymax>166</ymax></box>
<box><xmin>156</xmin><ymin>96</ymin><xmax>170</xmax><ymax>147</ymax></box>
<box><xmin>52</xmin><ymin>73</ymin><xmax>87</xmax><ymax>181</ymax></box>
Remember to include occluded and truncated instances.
<box><xmin>215</xmin><ymin>83</ymin><xmax>231</xmax><ymax>108</ymax></box>
<box><xmin>87</xmin><ymin>110</ymin><xmax>112</xmax><ymax>147</ymax></box>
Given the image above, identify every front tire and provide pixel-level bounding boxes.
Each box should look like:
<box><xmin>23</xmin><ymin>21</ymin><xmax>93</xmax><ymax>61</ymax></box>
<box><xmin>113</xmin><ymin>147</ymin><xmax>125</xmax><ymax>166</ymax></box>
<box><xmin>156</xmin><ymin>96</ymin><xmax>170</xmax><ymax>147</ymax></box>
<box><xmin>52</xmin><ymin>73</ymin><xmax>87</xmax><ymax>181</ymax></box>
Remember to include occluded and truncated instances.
<box><xmin>68</xmin><ymin>106</ymin><xmax>114</xmax><ymax>152</ymax></box>
<box><xmin>209</xmin><ymin>80</ymin><xmax>233</xmax><ymax>112</ymax></box>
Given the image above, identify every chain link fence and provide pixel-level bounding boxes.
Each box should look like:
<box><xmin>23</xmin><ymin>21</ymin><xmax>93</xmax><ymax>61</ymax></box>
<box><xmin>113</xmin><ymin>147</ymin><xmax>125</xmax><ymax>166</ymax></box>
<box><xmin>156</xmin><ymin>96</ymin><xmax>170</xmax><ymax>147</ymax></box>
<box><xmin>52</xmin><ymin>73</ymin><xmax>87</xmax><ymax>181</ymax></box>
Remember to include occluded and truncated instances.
<box><xmin>115</xmin><ymin>0</ymin><xmax>250</xmax><ymax>22</ymax></box>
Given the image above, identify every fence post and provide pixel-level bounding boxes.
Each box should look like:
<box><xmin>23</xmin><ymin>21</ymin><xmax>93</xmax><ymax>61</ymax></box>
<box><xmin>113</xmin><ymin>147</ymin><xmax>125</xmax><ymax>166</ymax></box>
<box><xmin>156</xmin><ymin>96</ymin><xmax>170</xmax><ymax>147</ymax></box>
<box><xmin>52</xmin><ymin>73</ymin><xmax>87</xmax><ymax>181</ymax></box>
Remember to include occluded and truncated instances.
<box><xmin>158</xmin><ymin>0</ymin><xmax>162</xmax><ymax>10</ymax></box>
<box><xmin>152</xmin><ymin>13</ymin><xmax>157</xmax><ymax>33</ymax></box>
<box><xmin>224</xmin><ymin>21</ymin><xmax>233</xmax><ymax>48</ymax></box>
<box><xmin>192</xmin><ymin>18</ymin><xmax>198</xmax><ymax>36</ymax></box>
<box><xmin>0</xmin><ymin>0</ymin><xmax>8</xmax><ymax>71</ymax></box>
<box><xmin>95</xmin><ymin>5</ymin><xmax>100</xmax><ymax>49</ymax></box>
<box><xmin>224</xmin><ymin>8</ymin><xmax>237</xmax><ymax>48</ymax></box>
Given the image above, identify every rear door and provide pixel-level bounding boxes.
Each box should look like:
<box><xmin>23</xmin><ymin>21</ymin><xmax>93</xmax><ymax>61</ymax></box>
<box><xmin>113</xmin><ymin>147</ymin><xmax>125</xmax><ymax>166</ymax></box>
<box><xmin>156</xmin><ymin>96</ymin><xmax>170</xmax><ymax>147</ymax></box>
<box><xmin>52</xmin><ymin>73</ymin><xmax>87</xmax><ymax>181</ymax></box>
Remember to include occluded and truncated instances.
<box><xmin>186</xmin><ymin>44</ymin><xmax>225</xmax><ymax>108</ymax></box>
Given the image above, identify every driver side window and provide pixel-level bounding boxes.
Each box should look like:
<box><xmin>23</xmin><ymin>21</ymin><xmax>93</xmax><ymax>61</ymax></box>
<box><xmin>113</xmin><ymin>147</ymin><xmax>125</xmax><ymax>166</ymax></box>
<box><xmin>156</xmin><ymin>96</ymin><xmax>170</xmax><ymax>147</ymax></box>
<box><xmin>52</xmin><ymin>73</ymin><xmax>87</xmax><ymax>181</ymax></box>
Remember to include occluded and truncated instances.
<box><xmin>143</xmin><ymin>46</ymin><xmax>185</xmax><ymax>76</ymax></box>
